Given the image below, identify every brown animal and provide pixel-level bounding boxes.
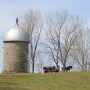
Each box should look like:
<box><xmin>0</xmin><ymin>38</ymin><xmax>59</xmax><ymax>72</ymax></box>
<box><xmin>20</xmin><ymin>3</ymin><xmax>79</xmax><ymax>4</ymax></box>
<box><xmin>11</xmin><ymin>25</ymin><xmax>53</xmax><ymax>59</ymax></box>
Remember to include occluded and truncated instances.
<box><xmin>43</xmin><ymin>66</ymin><xmax>60</xmax><ymax>73</ymax></box>
<box><xmin>61</xmin><ymin>66</ymin><xmax>72</xmax><ymax>72</ymax></box>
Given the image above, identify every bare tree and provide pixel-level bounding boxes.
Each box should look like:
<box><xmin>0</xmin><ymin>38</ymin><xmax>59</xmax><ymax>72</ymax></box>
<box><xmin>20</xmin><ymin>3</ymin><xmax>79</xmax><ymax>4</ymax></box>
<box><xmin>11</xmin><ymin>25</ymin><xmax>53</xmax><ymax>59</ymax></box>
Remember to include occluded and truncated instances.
<box><xmin>85</xmin><ymin>28</ymin><xmax>90</xmax><ymax>71</ymax></box>
<box><xmin>80</xmin><ymin>28</ymin><xmax>90</xmax><ymax>72</ymax></box>
<box><xmin>21</xmin><ymin>10</ymin><xmax>43</xmax><ymax>73</ymax></box>
<box><xmin>73</xmin><ymin>29</ymin><xmax>88</xmax><ymax>71</ymax></box>
<box><xmin>45</xmin><ymin>11</ymin><xmax>85</xmax><ymax>71</ymax></box>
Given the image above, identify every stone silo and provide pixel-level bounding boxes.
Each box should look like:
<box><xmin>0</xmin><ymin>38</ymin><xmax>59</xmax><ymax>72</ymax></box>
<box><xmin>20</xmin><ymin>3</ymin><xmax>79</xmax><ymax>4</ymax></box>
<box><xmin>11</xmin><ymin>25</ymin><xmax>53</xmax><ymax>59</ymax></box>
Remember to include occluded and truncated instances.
<box><xmin>3</xmin><ymin>19</ymin><xmax>30</xmax><ymax>73</ymax></box>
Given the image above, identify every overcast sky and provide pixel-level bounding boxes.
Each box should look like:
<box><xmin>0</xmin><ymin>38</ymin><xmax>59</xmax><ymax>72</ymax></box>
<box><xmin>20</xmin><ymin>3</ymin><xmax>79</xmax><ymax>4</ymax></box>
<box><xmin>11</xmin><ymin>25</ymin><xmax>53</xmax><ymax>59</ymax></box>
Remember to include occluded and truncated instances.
<box><xmin>0</xmin><ymin>0</ymin><xmax>90</xmax><ymax>72</ymax></box>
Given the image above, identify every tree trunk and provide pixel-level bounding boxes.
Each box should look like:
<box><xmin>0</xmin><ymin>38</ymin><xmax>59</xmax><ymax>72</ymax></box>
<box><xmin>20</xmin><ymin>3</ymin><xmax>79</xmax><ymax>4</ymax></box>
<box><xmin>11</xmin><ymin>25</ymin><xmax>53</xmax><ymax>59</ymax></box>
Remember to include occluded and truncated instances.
<box><xmin>63</xmin><ymin>64</ymin><xmax>66</xmax><ymax>72</ymax></box>
<box><xmin>32</xmin><ymin>60</ymin><xmax>34</xmax><ymax>73</ymax></box>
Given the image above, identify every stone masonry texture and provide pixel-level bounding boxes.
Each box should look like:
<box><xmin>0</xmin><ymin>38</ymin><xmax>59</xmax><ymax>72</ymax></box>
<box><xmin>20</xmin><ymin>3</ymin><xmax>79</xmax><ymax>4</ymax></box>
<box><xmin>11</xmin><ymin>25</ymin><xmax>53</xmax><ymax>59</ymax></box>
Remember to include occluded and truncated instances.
<box><xmin>3</xmin><ymin>41</ymin><xmax>29</xmax><ymax>73</ymax></box>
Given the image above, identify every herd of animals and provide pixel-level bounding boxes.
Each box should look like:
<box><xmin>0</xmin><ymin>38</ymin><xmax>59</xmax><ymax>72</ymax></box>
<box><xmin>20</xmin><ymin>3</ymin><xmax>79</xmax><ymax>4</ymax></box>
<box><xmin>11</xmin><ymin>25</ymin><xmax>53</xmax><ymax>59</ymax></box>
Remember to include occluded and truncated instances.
<box><xmin>43</xmin><ymin>65</ymin><xmax>72</xmax><ymax>73</ymax></box>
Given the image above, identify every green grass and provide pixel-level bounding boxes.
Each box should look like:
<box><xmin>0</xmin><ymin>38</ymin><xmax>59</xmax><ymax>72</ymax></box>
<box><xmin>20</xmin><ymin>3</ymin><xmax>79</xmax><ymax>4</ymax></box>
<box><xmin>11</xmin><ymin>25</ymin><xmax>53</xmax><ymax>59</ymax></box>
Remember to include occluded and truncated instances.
<box><xmin>0</xmin><ymin>72</ymin><xmax>90</xmax><ymax>90</ymax></box>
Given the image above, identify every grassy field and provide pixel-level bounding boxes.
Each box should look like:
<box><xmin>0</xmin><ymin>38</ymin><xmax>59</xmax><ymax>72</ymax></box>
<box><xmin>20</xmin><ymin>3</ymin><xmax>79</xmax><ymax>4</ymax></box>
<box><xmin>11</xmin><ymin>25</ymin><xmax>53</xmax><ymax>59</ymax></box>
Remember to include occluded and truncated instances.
<box><xmin>0</xmin><ymin>72</ymin><xmax>90</xmax><ymax>90</ymax></box>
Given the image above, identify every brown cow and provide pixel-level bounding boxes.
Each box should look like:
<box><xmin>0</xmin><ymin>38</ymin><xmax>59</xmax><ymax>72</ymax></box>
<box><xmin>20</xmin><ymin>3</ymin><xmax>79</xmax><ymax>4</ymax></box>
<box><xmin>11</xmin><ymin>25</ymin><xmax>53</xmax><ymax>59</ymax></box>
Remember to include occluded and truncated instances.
<box><xmin>62</xmin><ymin>66</ymin><xmax>72</xmax><ymax>72</ymax></box>
<box><xmin>43</xmin><ymin>66</ymin><xmax>60</xmax><ymax>73</ymax></box>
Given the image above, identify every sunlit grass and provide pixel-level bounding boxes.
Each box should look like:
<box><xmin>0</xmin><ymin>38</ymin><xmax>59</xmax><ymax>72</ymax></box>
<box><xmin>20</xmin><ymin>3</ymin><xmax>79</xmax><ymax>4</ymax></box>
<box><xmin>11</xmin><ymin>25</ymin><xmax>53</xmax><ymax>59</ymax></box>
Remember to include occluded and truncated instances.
<box><xmin>0</xmin><ymin>72</ymin><xmax>90</xmax><ymax>90</ymax></box>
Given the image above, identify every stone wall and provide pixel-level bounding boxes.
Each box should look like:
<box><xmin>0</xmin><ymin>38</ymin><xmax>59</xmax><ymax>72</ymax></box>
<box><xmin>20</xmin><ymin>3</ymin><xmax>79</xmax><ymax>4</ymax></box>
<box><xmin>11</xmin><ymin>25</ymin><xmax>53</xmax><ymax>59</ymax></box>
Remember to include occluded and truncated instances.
<box><xmin>3</xmin><ymin>41</ymin><xmax>29</xmax><ymax>73</ymax></box>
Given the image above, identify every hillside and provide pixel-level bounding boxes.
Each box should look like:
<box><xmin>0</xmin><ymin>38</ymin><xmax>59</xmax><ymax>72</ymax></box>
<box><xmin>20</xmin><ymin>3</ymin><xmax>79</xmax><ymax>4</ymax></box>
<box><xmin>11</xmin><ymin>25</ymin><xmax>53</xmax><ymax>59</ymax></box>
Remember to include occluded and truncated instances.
<box><xmin>0</xmin><ymin>72</ymin><xmax>90</xmax><ymax>90</ymax></box>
